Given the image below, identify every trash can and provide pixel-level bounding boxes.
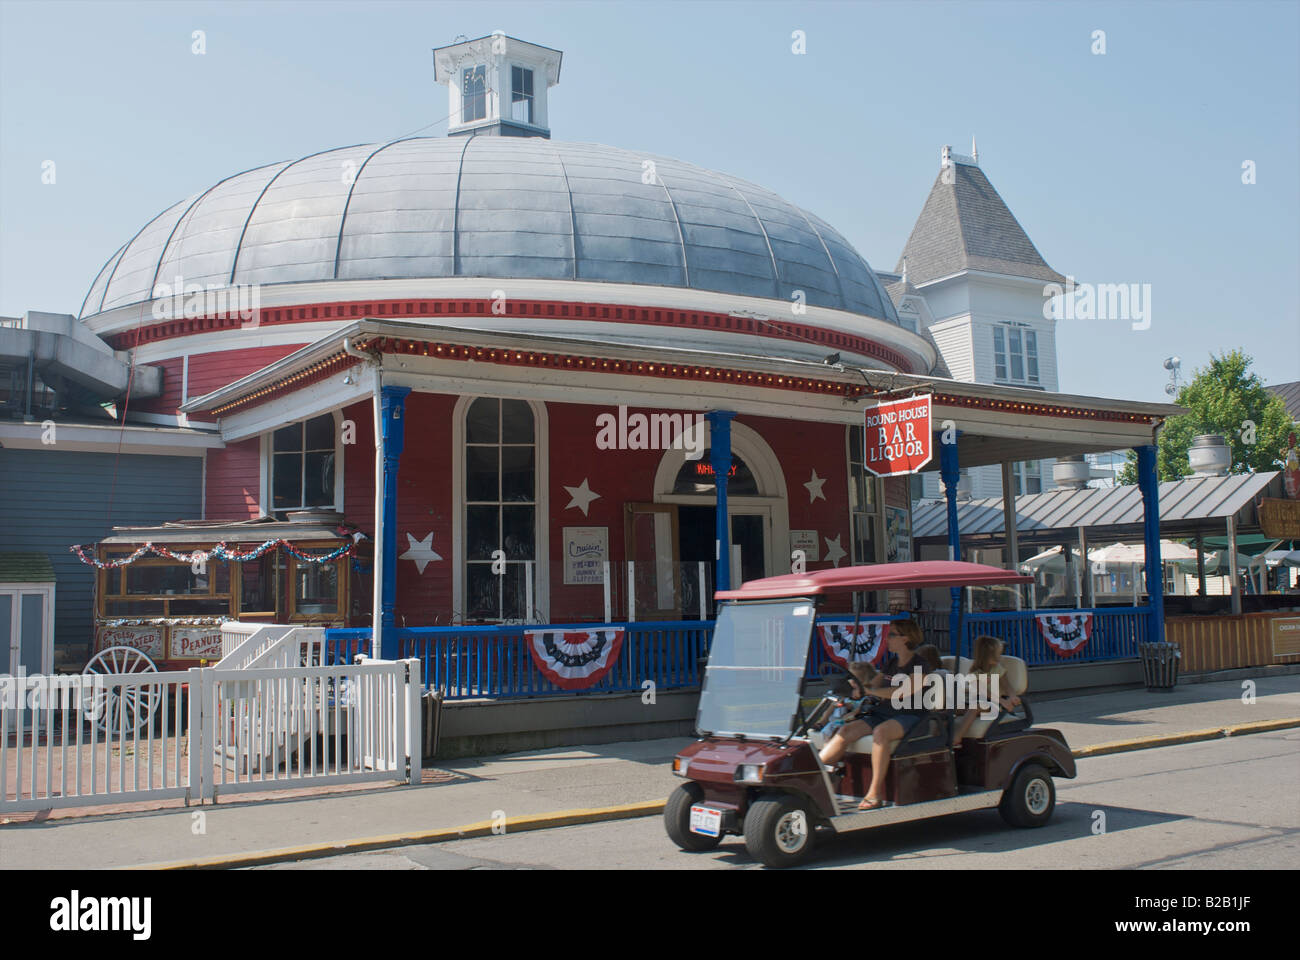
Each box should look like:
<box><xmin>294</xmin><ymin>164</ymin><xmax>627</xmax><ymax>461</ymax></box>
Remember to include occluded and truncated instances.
<box><xmin>1138</xmin><ymin>641</ymin><xmax>1181</xmax><ymax>691</ymax></box>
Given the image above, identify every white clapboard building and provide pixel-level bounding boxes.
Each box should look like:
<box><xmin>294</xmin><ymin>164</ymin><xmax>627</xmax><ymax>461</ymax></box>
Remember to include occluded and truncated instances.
<box><xmin>877</xmin><ymin>145</ymin><xmax>1065</xmax><ymax>504</ymax></box>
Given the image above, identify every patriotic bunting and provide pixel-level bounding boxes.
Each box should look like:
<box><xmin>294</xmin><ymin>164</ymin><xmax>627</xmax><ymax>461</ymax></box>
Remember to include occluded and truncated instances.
<box><xmin>526</xmin><ymin>628</ymin><xmax>625</xmax><ymax>689</ymax></box>
<box><xmin>818</xmin><ymin>620</ymin><xmax>890</xmax><ymax>668</ymax></box>
<box><xmin>1035</xmin><ymin>613</ymin><xmax>1093</xmax><ymax>657</ymax></box>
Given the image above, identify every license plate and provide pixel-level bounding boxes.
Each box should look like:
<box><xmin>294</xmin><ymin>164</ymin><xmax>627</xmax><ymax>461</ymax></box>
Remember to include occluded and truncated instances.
<box><xmin>689</xmin><ymin>804</ymin><xmax>722</xmax><ymax>837</ymax></box>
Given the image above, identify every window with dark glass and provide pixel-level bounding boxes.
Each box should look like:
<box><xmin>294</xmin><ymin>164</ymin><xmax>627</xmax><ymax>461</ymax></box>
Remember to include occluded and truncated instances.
<box><xmin>671</xmin><ymin>452</ymin><xmax>758</xmax><ymax>495</ymax></box>
<box><xmin>511</xmin><ymin>66</ymin><xmax>534</xmax><ymax>123</ymax></box>
<box><xmin>272</xmin><ymin>414</ymin><xmax>336</xmax><ymax>515</ymax></box>
<box><xmin>847</xmin><ymin>426</ymin><xmax>879</xmax><ymax>565</ymax></box>
<box><xmin>462</xmin><ymin>65</ymin><xmax>487</xmax><ymax>122</ymax></box>
<box><xmin>465</xmin><ymin>398</ymin><xmax>536</xmax><ymax>621</ymax></box>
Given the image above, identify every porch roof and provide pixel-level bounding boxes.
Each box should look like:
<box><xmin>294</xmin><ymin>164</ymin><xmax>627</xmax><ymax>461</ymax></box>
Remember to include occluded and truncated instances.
<box><xmin>912</xmin><ymin>470</ymin><xmax>1283</xmax><ymax>545</ymax></box>
<box><xmin>181</xmin><ymin>319</ymin><xmax>1183</xmax><ymax>466</ymax></box>
<box><xmin>99</xmin><ymin>517</ymin><xmax>346</xmax><ymax>545</ymax></box>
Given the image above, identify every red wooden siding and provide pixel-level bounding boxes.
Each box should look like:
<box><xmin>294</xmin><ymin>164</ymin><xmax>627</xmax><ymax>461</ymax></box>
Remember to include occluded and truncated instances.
<box><xmin>186</xmin><ymin>345</ymin><xmax>306</xmax><ymax>403</ymax></box>
<box><xmin>547</xmin><ymin>402</ymin><xmax>664</xmax><ymax>621</ymax></box>
<box><xmin>205</xmin><ymin>437</ymin><xmax>261</xmax><ymax>520</ymax></box>
<box><xmin>387</xmin><ymin>393</ymin><xmax>456</xmax><ymax>628</ymax></box>
<box><xmin>133</xmin><ymin>357</ymin><xmax>184</xmax><ymax>415</ymax></box>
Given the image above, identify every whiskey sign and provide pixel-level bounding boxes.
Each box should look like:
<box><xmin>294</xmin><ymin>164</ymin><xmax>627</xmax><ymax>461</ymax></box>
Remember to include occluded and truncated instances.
<box><xmin>1259</xmin><ymin>498</ymin><xmax>1300</xmax><ymax>539</ymax></box>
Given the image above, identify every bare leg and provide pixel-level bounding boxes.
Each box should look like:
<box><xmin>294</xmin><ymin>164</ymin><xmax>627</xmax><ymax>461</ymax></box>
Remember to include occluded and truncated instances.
<box><xmin>819</xmin><ymin>719</ymin><xmax>871</xmax><ymax>766</ymax></box>
<box><xmin>952</xmin><ymin>709</ymin><xmax>978</xmax><ymax>746</ymax></box>
<box><xmin>864</xmin><ymin>718</ymin><xmax>904</xmax><ymax>803</ymax></box>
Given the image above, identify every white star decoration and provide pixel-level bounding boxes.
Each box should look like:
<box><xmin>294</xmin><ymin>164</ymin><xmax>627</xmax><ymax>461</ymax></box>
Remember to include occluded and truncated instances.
<box><xmin>400</xmin><ymin>532</ymin><xmax>443</xmax><ymax>574</ymax></box>
<box><xmin>804</xmin><ymin>469</ymin><xmax>827</xmax><ymax>503</ymax></box>
<box><xmin>824</xmin><ymin>534</ymin><xmax>847</xmax><ymax>568</ymax></box>
<box><xmin>563</xmin><ymin>478</ymin><xmax>602</xmax><ymax>516</ymax></box>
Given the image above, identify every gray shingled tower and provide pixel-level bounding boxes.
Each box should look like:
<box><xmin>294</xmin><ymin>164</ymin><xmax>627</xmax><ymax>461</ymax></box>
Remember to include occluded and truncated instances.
<box><xmin>896</xmin><ymin>146</ymin><xmax>1064</xmax><ymax>285</ymax></box>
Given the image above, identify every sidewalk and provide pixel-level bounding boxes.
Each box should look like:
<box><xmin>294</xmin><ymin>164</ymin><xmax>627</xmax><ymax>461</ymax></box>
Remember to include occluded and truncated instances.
<box><xmin>1</xmin><ymin>675</ymin><xmax>1297</xmax><ymax>870</ymax></box>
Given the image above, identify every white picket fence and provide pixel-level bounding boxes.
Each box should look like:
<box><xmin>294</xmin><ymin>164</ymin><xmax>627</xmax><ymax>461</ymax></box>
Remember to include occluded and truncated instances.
<box><xmin>0</xmin><ymin>653</ymin><xmax>422</xmax><ymax>813</ymax></box>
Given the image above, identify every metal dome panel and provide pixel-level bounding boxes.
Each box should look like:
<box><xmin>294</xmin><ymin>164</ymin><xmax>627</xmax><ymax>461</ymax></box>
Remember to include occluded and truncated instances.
<box><xmin>81</xmin><ymin>136</ymin><xmax>901</xmax><ymax>325</ymax></box>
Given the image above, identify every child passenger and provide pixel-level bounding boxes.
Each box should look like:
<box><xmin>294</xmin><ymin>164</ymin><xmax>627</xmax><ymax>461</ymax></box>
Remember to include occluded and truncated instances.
<box><xmin>821</xmin><ymin>661</ymin><xmax>876</xmax><ymax>739</ymax></box>
<box><xmin>951</xmin><ymin>635</ymin><xmax>1022</xmax><ymax>747</ymax></box>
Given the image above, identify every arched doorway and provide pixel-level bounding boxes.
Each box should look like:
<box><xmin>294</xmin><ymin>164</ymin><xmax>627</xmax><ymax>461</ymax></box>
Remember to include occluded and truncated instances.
<box><xmin>648</xmin><ymin>421</ymin><xmax>789</xmax><ymax>616</ymax></box>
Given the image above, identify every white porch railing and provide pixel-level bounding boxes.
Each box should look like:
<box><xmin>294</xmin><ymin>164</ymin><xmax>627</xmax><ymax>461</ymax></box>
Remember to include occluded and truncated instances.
<box><xmin>216</xmin><ymin>623</ymin><xmax>295</xmax><ymax>670</ymax></box>
<box><xmin>1</xmin><ymin>654</ymin><xmax>422</xmax><ymax>814</ymax></box>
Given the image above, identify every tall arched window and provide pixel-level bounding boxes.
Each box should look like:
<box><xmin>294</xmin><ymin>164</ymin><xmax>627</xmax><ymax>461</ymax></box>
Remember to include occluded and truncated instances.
<box><xmin>464</xmin><ymin>397</ymin><xmax>536</xmax><ymax>620</ymax></box>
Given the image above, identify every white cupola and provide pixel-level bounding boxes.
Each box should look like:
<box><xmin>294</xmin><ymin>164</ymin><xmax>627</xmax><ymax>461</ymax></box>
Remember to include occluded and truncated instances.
<box><xmin>432</xmin><ymin>33</ymin><xmax>562</xmax><ymax>139</ymax></box>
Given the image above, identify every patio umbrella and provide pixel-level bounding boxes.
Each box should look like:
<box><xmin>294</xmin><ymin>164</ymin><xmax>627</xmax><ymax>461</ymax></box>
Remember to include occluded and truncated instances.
<box><xmin>1262</xmin><ymin>550</ymin><xmax>1300</xmax><ymax>568</ymax></box>
<box><xmin>1019</xmin><ymin>545</ymin><xmax>1084</xmax><ymax>574</ymax></box>
<box><xmin>1090</xmin><ymin>541</ymin><xmax>1198</xmax><ymax>566</ymax></box>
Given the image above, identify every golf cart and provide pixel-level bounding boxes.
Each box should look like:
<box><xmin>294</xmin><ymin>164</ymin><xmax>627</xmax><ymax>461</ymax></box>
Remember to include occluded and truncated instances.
<box><xmin>664</xmin><ymin>561</ymin><xmax>1076</xmax><ymax>867</ymax></box>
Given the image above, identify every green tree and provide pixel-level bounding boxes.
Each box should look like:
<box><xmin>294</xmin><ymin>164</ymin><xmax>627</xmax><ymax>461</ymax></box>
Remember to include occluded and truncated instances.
<box><xmin>1118</xmin><ymin>350</ymin><xmax>1294</xmax><ymax>484</ymax></box>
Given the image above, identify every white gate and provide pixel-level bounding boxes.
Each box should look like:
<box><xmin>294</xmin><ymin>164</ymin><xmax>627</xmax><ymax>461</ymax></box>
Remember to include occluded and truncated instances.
<box><xmin>202</xmin><ymin>659</ymin><xmax>422</xmax><ymax>799</ymax></box>
<box><xmin>0</xmin><ymin>658</ymin><xmax>422</xmax><ymax>814</ymax></box>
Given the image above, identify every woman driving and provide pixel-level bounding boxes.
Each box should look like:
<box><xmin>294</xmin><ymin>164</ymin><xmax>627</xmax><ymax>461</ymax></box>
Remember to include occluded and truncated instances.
<box><xmin>817</xmin><ymin>619</ymin><xmax>932</xmax><ymax>810</ymax></box>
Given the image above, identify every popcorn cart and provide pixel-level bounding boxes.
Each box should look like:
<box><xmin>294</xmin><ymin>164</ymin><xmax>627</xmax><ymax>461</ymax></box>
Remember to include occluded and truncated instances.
<box><xmin>77</xmin><ymin>518</ymin><xmax>370</xmax><ymax>685</ymax></box>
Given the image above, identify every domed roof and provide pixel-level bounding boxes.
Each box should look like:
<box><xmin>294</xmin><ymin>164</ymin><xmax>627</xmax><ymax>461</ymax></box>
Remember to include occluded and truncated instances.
<box><xmin>80</xmin><ymin>137</ymin><xmax>899</xmax><ymax>324</ymax></box>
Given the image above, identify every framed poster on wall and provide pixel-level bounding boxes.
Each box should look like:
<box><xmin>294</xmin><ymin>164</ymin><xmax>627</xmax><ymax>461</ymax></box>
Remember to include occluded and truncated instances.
<box><xmin>563</xmin><ymin>526</ymin><xmax>608</xmax><ymax>585</ymax></box>
<box><xmin>886</xmin><ymin>506</ymin><xmax>912</xmax><ymax>563</ymax></box>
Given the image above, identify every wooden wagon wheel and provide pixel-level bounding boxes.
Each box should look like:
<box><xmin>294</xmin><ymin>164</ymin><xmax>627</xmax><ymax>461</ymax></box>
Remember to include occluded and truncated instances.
<box><xmin>82</xmin><ymin>646</ymin><xmax>162</xmax><ymax>734</ymax></box>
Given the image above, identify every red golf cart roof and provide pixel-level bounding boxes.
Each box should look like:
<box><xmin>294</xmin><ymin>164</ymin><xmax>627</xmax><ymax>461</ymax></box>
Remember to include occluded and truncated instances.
<box><xmin>715</xmin><ymin>561</ymin><xmax>1033</xmax><ymax>600</ymax></box>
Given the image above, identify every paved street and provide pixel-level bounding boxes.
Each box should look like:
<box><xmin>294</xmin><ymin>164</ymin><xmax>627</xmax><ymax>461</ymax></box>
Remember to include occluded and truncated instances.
<box><xmin>257</xmin><ymin>729</ymin><xmax>1300</xmax><ymax>870</ymax></box>
<box><xmin>1</xmin><ymin>675</ymin><xmax>1297</xmax><ymax>869</ymax></box>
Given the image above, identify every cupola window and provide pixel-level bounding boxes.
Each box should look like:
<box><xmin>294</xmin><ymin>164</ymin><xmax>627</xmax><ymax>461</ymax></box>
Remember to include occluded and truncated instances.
<box><xmin>511</xmin><ymin>66</ymin><xmax>534</xmax><ymax>123</ymax></box>
<box><xmin>462</xmin><ymin>65</ymin><xmax>487</xmax><ymax>122</ymax></box>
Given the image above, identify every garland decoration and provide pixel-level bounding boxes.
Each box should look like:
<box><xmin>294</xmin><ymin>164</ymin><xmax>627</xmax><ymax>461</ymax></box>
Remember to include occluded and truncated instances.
<box><xmin>100</xmin><ymin>616</ymin><xmax>233</xmax><ymax>627</ymax></box>
<box><xmin>70</xmin><ymin>538</ymin><xmax>355</xmax><ymax>569</ymax></box>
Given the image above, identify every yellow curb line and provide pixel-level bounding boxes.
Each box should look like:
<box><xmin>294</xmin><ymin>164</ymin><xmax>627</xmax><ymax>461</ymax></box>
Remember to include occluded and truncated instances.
<box><xmin>136</xmin><ymin>718</ymin><xmax>1300</xmax><ymax>870</ymax></box>
<box><xmin>135</xmin><ymin>800</ymin><xmax>665</xmax><ymax>871</ymax></box>
<box><xmin>1073</xmin><ymin>717</ymin><xmax>1300</xmax><ymax>758</ymax></box>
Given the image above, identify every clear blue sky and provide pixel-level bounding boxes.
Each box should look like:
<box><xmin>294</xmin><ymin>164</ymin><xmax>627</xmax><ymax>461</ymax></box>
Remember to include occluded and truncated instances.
<box><xmin>1</xmin><ymin>0</ymin><xmax>1296</xmax><ymax>403</ymax></box>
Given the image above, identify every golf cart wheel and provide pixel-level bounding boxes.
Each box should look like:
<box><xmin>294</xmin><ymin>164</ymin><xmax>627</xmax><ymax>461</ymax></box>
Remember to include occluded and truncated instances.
<box><xmin>744</xmin><ymin>794</ymin><xmax>815</xmax><ymax>868</ymax></box>
<box><xmin>999</xmin><ymin>763</ymin><xmax>1055</xmax><ymax>828</ymax></box>
<box><xmin>664</xmin><ymin>783</ymin><xmax>722</xmax><ymax>851</ymax></box>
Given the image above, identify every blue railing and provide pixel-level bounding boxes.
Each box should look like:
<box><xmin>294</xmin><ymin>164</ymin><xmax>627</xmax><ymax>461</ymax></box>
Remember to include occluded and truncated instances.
<box><xmin>961</xmin><ymin>606</ymin><xmax>1150</xmax><ymax>666</ymax></box>
<box><xmin>326</xmin><ymin>606</ymin><xmax>1150</xmax><ymax>699</ymax></box>
<box><xmin>324</xmin><ymin>630</ymin><xmax>373</xmax><ymax>666</ymax></box>
<box><xmin>389</xmin><ymin>621</ymin><xmax>714</xmax><ymax>699</ymax></box>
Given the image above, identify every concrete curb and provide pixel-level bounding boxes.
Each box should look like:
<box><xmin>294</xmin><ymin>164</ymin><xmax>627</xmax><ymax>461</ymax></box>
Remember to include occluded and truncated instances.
<box><xmin>136</xmin><ymin>800</ymin><xmax>664</xmax><ymax>871</ymax></box>
<box><xmin>137</xmin><ymin>717</ymin><xmax>1300</xmax><ymax>870</ymax></box>
<box><xmin>1072</xmin><ymin>716</ymin><xmax>1300</xmax><ymax>758</ymax></box>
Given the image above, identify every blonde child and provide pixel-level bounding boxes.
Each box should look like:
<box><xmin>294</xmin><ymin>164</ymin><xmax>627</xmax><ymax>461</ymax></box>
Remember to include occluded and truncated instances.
<box><xmin>952</xmin><ymin>635</ymin><xmax>1021</xmax><ymax>747</ymax></box>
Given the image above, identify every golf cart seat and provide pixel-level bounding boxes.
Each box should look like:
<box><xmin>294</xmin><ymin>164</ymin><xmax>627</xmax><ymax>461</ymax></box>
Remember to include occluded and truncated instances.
<box><xmin>941</xmin><ymin>654</ymin><xmax>1031</xmax><ymax>739</ymax></box>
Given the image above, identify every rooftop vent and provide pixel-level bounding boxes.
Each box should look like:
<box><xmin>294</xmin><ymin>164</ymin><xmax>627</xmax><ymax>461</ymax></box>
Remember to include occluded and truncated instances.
<box><xmin>1188</xmin><ymin>434</ymin><xmax>1231</xmax><ymax>477</ymax></box>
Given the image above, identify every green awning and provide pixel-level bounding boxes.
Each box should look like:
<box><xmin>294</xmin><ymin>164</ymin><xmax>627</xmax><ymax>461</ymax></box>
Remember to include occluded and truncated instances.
<box><xmin>0</xmin><ymin>553</ymin><xmax>56</xmax><ymax>583</ymax></box>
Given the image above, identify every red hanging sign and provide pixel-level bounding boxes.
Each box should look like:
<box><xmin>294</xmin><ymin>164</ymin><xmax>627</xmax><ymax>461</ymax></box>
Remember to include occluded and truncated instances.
<box><xmin>526</xmin><ymin>628</ymin><xmax>625</xmax><ymax>689</ymax></box>
<box><xmin>1035</xmin><ymin>613</ymin><xmax>1093</xmax><ymax>657</ymax></box>
<box><xmin>864</xmin><ymin>394</ymin><xmax>933</xmax><ymax>477</ymax></box>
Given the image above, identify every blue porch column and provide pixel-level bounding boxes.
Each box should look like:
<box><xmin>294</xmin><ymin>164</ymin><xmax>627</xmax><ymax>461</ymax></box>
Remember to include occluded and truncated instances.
<box><xmin>1136</xmin><ymin>444</ymin><xmax>1165</xmax><ymax>642</ymax></box>
<box><xmin>379</xmin><ymin>385</ymin><xmax>410</xmax><ymax>659</ymax></box>
<box><xmin>940</xmin><ymin>435</ymin><xmax>963</xmax><ymax>656</ymax></box>
<box><xmin>707</xmin><ymin>411</ymin><xmax>736</xmax><ymax>594</ymax></box>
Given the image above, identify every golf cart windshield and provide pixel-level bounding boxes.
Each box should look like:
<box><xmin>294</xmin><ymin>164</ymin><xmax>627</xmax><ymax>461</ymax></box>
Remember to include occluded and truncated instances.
<box><xmin>697</xmin><ymin>599</ymin><xmax>817</xmax><ymax>739</ymax></box>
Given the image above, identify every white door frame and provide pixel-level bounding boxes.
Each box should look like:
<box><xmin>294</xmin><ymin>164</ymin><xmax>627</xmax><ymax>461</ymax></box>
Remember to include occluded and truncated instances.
<box><xmin>652</xmin><ymin>420</ymin><xmax>789</xmax><ymax>580</ymax></box>
<box><xmin>1</xmin><ymin>582</ymin><xmax>55</xmax><ymax>675</ymax></box>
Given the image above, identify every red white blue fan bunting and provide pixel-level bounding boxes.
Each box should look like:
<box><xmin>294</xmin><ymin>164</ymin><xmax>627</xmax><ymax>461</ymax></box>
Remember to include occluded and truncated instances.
<box><xmin>526</xmin><ymin>628</ymin><xmax>625</xmax><ymax>689</ymax></box>
<box><xmin>818</xmin><ymin>621</ymin><xmax>890</xmax><ymax>668</ymax></box>
<box><xmin>1035</xmin><ymin>613</ymin><xmax>1093</xmax><ymax>657</ymax></box>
